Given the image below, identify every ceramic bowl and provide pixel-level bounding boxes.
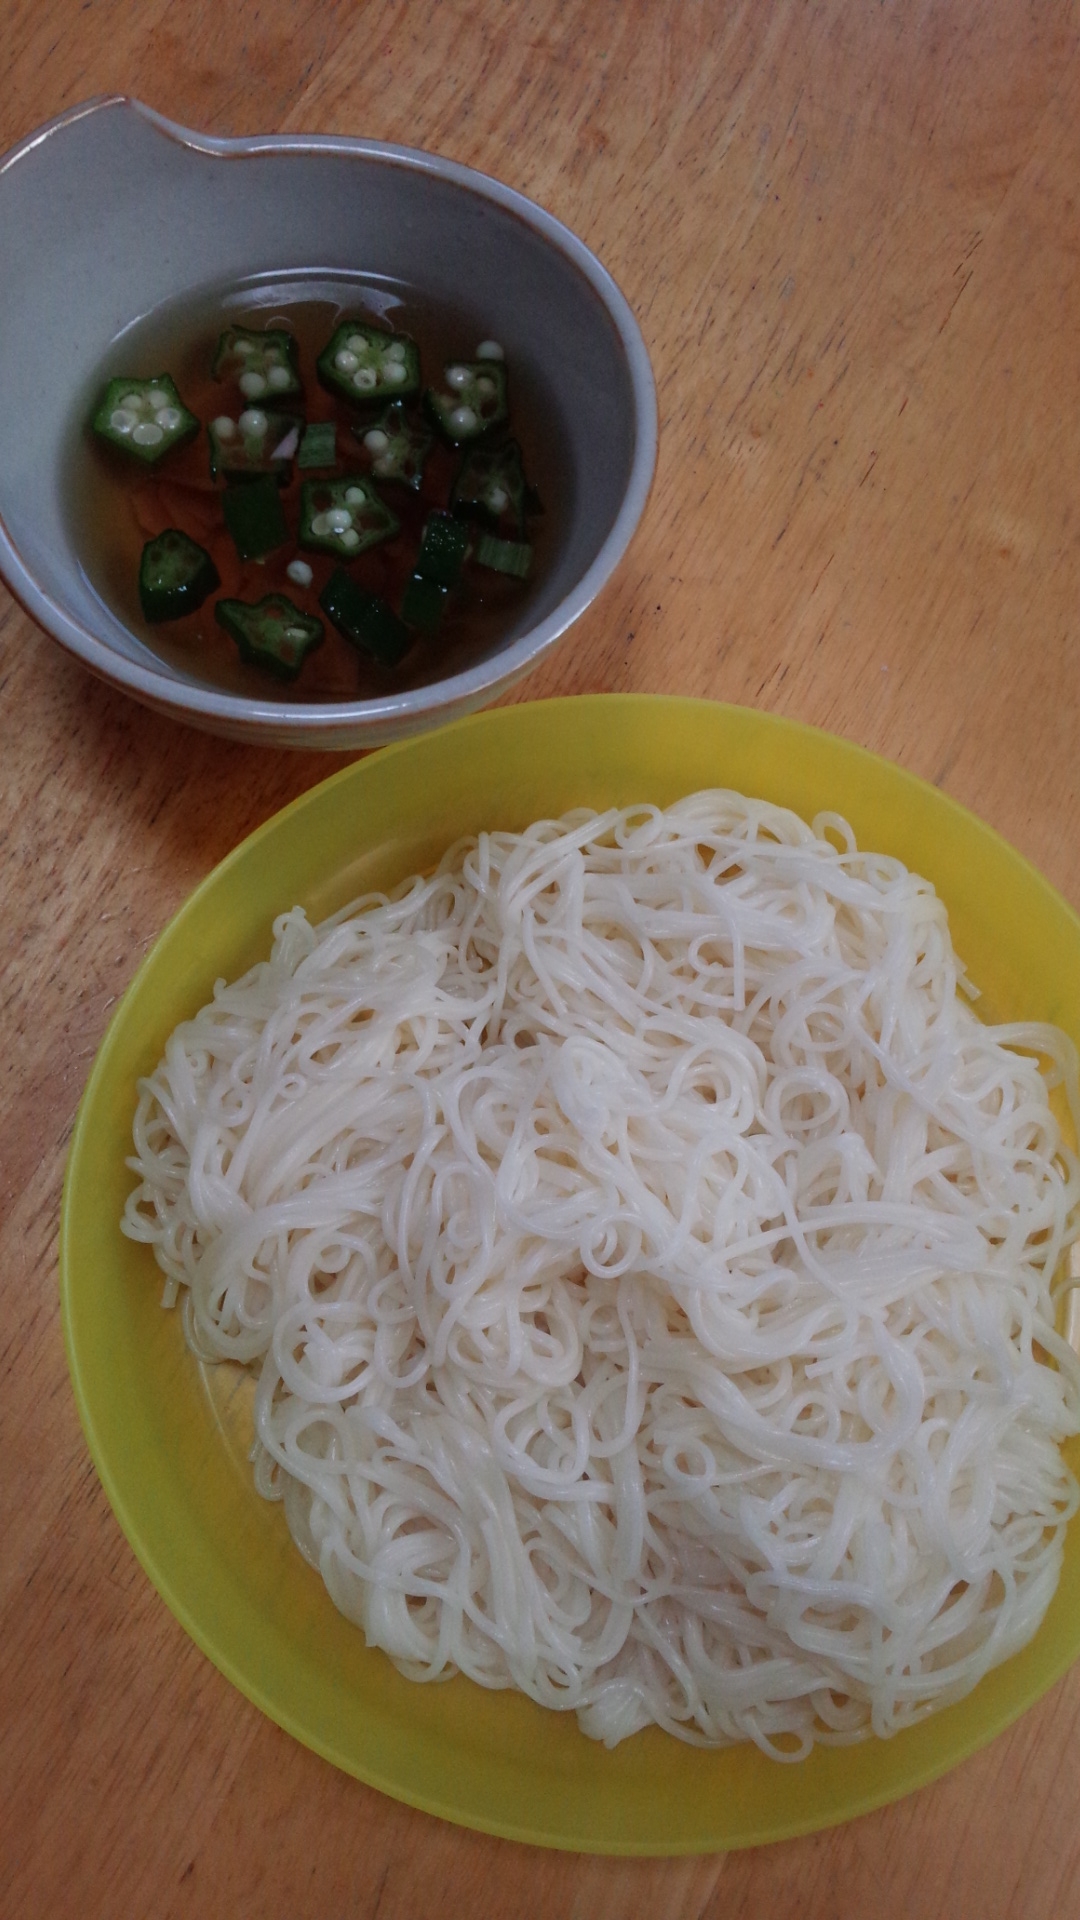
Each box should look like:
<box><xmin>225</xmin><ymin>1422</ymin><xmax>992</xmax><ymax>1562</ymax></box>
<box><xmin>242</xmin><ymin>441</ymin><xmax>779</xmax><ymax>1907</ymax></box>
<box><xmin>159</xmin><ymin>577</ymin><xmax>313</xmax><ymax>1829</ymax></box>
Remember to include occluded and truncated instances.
<box><xmin>0</xmin><ymin>99</ymin><xmax>656</xmax><ymax>750</ymax></box>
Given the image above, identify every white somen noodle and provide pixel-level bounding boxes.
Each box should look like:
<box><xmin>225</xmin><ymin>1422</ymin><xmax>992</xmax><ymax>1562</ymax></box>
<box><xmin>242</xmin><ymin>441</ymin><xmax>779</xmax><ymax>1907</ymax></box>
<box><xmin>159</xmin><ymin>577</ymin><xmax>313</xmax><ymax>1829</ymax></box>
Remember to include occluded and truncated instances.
<box><xmin>122</xmin><ymin>793</ymin><xmax>1080</xmax><ymax>1756</ymax></box>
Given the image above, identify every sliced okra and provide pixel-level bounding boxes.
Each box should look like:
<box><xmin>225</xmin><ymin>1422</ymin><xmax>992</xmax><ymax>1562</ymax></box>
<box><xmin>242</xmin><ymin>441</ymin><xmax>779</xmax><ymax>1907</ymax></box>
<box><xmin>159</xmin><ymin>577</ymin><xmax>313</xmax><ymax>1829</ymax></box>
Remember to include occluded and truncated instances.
<box><xmin>474</xmin><ymin>532</ymin><xmax>532</xmax><ymax>578</ymax></box>
<box><xmin>356</xmin><ymin>403</ymin><xmax>433</xmax><ymax>491</ymax></box>
<box><xmin>319</xmin><ymin>569</ymin><xmax>412</xmax><ymax>667</ymax></box>
<box><xmin>215</xmin><ymin>595</ymin><xmax>324</xmax><ymax>681</ymax></box>
<box><xmin>297</xmin><ymin>420</ymin><xmax>338</xmax><ymax>471</ymax></box>
<box><xmin>397</xmin><ymin>513</ymin><xmax>469</xmax><ymax>637</ymax></box>
<box><xmin>208</xmin><ymin>408</ymin><xmax>301</xmax><ymax>483</ymax></box>
<box><xmin>317</xmin><ymin>323</ymin><xmax>421</xmax><ymax>406</ymax></box>
<box><xmin>415</xmin><ymin>511</ymin><xmax>469</xmax><ymax>588</ymax></box>
<box><xmin>298</xmin><ymin>475</ymin><xmax>399</xmax><ymax>558</ymax></box>
<box><xmin>138</xmin><ymin>529</ymin><xmax>220</xmax><ymax>623</ymax></box>
<box><xmin>222</xmin><ymin>475</ymin><xmax>290</xmax><ymax>560</ymax></box>
<box><xmin>424</xmin><ymin>360</ymin><xmax>508</xmax><ymax>445</ymax></box>
<box><xmin>451</xmin><ymin>439</ymin><xmax>528</xmax><ymax>535</ymax></box>
<box><xmin>91</xmin><ymin>375</ymin><xmax>199</xmax><ymax>465</ymax></box>
<box><xmin>400</xmin><ymin>572</ymin><xmax>449</xmax><ymax>633</ymax></box>
<box><xmin>213</xmin><ymin>326</ymin><xmax>302</xmax><ymax>402</ymax></box>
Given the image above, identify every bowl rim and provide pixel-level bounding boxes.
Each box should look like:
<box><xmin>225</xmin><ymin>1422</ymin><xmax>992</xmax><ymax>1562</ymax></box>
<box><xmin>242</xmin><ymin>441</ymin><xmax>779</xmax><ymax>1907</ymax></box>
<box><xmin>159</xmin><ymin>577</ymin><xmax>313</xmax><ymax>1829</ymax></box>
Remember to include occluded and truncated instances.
<box><xmin>0</xmin><ymin>96</ymin><xmax>657</xmax><ymax>738</ymax></box>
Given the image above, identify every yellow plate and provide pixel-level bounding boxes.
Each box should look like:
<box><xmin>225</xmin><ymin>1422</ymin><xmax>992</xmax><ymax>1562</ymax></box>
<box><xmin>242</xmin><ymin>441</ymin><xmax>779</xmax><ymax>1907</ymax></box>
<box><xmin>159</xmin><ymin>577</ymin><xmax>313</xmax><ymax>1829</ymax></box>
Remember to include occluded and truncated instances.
<box><xmin>61</xmin><ymin>694</ymin><xmax>1080</xmax><ymax>1853</ymax></box>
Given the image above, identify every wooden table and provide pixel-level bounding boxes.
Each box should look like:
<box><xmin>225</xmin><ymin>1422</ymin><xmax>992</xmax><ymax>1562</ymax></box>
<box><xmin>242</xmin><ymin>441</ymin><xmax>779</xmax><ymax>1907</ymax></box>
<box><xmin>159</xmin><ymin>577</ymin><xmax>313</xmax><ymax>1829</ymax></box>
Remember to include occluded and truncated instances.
<box><xmin>5</xmin><ymin>4</ymin><xmax>1080</xmax><ymax>1913</ymax></box>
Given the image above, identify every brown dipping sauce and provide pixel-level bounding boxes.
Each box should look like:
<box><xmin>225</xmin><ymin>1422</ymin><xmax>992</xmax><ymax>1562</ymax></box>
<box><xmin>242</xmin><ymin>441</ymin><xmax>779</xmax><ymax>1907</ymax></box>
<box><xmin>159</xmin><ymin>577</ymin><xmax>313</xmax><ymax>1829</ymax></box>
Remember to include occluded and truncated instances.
<box><xmin>69</xmin><ymin>274</ymin><xmax>559</xmax><ymax>703</ymax></box>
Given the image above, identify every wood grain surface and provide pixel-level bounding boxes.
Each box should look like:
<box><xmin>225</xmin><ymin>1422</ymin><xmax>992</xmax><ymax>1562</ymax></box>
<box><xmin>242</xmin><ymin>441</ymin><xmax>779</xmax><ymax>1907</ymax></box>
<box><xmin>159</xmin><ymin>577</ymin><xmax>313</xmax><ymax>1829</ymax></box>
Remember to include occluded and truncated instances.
<box><xmin>5</xmin><ymin>4</ymin><xmax>1080</xmax><ymax>1915</ymax></box>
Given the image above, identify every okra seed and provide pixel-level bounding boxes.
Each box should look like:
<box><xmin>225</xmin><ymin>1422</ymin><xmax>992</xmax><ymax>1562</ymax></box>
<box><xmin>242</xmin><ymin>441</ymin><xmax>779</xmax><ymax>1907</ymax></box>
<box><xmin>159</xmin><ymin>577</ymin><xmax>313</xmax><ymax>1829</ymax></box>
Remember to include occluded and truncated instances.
<box><xmin>286</xmin><ymin>559</ymin><xmax>314</xmax><ymax>587</ymax></box>
<box><xmin>475</xmin><ymin>340</ymin><xmax>504</xmax><ymax>360</ymax></box>
<box><xmin>449</xmin><ymin>405</ymin><xmax>479</xmax><ymax>434</ymax></box>
<box><xmin>373</xmin><ymin>456</ymin><xmax>394</xmax><ymax>476</ymax></box>
<box><xmin>212</xmin><ymin>415</ymin><xmax>237</xmax><ymax>438</ymax></box>
<box><xmin>353</xmin><ymin>368</ymin><xmax>377</xmax><ymax>390</ymax></box>
<box><xmin>284</xmin><ymin>626</ymin><xmax>309</xmax><ymax>640</ymax></box>
<box><xmin>132</xmin><ymin>422</ymin><xmax>164</xmax><ymax>447</ymax></box>
<box><xmin>340</xmin><ymin>528</ymin><xmax>361</xmax><ymax>549</ymax></box>
<box><xmin>145</xmin><ymin>388</ymin><xmax>170</xmax><ymax>410</ymax></box>
<box><xmin>235</xmin><ymin>340</ymin><xmax>255</xmax><ymax>356</ymax></box>
<box><xmin>238</xmin><ymin>408</ymin><xmax>268</xmax><ymax>435</ymax></box>
<box><xmin>267</xmin><ymin>365</ymin><xmax>292</xmax><ymax>391</ymax></box>
<box><xmin>154</xmin><ymin>406</ymin><xmax>183</xmax><ymax>431</ymax></box>
<box><xmin>363</xmin><ymin>429</ymin><xmax>390</xmax><ymax>453</ymax></box>
<box><xmin>384</xmin><ymin>341</ymin><xmax>407</xmax><ymax>361</ymax></box>
<box><xmin>382</xmin><ymin>362</ymin><xmax>408</xmax><ymax>384</ymax></box>
<box><xmin>310</xmin><ymin>512</ymin><xmax>331</xmax><ymax>537</ymax></box>
<box><xmin>346</xmin><ymin>334</ymin><xmax>367</xmax><ymax>353</ymax></box>
<box><xmin>488</xmin><ymin>485</ymin><xmax>509</xmax><ymax>512</ymax></box>
<box><xmin>325</xmin><ymin>507</ymin><xmax>353</xmax><ymax>533</ymax></box>
<box><xmin>476</xmin><ymin>376</ymin><xmax>496</xmax><ymax>398</ymax></box>
<box><xmin>343</xmin><ymin>487</ymin><xmax>367</xmax><ymax>505</ymax></box>
<box><xmin>239</xmin><ymin>370</ymin><xmax>268</xmax><ymax>399</ymax></box>
<box><xmin>446</xmin><ymin>366</ymin><xmax>472</xmax><ymax>390</ymax></box>
<box><xmin>335</xmin><ymin>349</ymin><xmax>359</xmax><ymax>373</ymax></box>
<box><xmin>109</xmin><ymin>409</ymin><xmax>136</xmax><ymax>433</ymax></box>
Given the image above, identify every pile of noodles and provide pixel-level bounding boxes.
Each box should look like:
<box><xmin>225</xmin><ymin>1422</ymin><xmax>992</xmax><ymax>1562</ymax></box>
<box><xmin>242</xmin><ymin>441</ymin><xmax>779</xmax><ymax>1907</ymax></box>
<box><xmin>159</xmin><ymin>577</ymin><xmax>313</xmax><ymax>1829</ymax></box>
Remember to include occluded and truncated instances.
<box><xmin>123</xmin><ymin>793</ymin><xmax>1080</xmax><ymax>1756</ymax></box>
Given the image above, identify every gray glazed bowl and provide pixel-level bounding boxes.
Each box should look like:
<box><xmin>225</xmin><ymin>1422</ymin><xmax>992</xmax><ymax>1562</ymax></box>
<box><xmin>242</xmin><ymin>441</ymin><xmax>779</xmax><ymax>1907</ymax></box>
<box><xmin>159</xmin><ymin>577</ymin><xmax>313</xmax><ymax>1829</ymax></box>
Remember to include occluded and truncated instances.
<box><xmin>0</xmin><ymin>99</ymin><xmax>656</xmax><ymax>750</ymax></box>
